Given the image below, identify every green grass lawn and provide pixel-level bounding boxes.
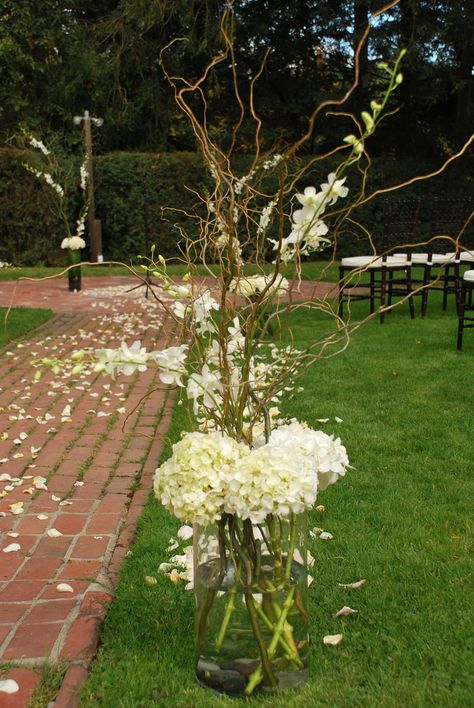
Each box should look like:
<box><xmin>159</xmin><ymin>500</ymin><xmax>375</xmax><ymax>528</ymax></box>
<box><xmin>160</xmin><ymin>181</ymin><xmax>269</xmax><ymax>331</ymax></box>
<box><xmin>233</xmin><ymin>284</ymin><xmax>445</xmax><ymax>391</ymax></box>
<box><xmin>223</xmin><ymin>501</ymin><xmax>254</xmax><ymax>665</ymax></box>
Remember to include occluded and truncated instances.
<box><xmin>79</xmin><ymin>294</ymin><xmax>473</xmax><ymax>707</ymax></box>
<box><xmin>0</xmin><ymin>307</ymin><xmax>53</xmax><ymax>347</ymax></box>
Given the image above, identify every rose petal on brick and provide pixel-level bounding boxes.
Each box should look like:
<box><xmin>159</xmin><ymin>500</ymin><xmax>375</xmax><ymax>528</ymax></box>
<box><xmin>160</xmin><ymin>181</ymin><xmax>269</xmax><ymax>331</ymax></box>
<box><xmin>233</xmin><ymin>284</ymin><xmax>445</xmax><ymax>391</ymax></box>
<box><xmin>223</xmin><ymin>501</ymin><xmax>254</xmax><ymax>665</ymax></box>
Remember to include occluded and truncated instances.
<box><xmin>7</xmin><ymin>532</ymin><xmax>19</xmax><ymax>538</ymax></box>
<box><xmin>51</xmin><ymin>495</ymin><xmax>61</xmax><ymax>501</ymax></box>
<box><xmin>323</xmin><ymin>634</ymin><xmax>343</xmax><ymax>646</ymax></box>
<box><xmin>0</xmin><ymin>473</ymin><xmax>12</xmax><ymax>482</ymax></box>
<box><xmin>73</xmin><ymin>481</ymin><xmax>84</xmax><ymax>487</ymax></box>
<box><xmin>0</xmin><ymin>679</ymin><xmax>19</xmax><ymax>694</ymax></box>
<box><xmin>3</xmin><ymin>543</ymin><xmax>21</xmax><ymax>553</ymax></box>
<box><xmin>37</xmin><ymin>514</ymin><xmax>49</xmax><ymax>520</ymax></box>
<box><xmin>47</xmin><ymin>528</ymin><xmax>63</xmax><ymax>538</ymax></box>
<box><xmin>9</xmin><ymin>501</ymin><xmax>24</xmax><ymax>515</ymax></box>
<box><xmin>56</xmin><ymin>583</ymin><xmax>74</xmax><ymax>593</ymax></box>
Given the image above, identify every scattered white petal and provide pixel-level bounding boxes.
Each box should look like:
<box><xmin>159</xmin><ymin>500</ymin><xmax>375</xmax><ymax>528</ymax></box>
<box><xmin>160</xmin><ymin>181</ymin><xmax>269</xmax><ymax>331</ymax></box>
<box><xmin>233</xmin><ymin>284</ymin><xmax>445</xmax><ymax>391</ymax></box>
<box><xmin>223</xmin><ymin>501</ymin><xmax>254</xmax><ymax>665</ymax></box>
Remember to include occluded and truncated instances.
<box><xmin>335</xmin><ymin>416</ymin><xmax>343</xmax><ymax>423</ymax></box>
<box><xmin>323</xmin><ymin>634</ymin><xmax>344</xmax><ymax>646</ymax></box>
<box><xmin>47</xmin><ymin>528</ymin><xmax>63</xmax><ymax>537</ymax></box>
<box><xmin>316</xmin><ymin>418</ymin><xmax>329</xmax><ymax>423</ymax></box>
<box><xmin>319</xmin><ymin>531</ymin><xmax>333</xmax><ymax>541</ymax></box>
<box><xmin>0</xmin><ymin>432</ymin><xmax>8</xmax><ymax>440</ymax></box>
<box><xmin>9</xmin><ymin>501</ymin><xmax>24</xmax><ymax>515</ymax></box>
<box><xmin>7</xmin><ymin>532</ymin><xmax>19</xmax><ymax>538</ymax></box>
<box><xmin>177</xmin><ymin>525</ymin><xmax>194</xmax><ymax>541</ymax></box>
<box><xmin>51</xmin><ymin>494</ymin><xmax>61</xmax><ymax>501</ymax></box>
<box><xmin>96</xmin><ymin>411</ymin><xmax>110</xmax><ymax>417</ymax></box>
<box><xmin>37</xmin><ymin>514</ymin><xmax>48</xmax><ymax>520</ymax></box>
<box><xmin>3</xmin><ymin>543</ymin><xmax>21</xmax><ymax>553</ymax></box>
<box><xmin>93</xmin><ymin>535</ymin><xmax>103</xmax><ymax>540</ymax></box>
<box><xmin>335</xmin><ymin>606</ymin><xmax>358</xmax><ymax>618</ymax></box>
<box><xmin>0</xmin><ymin>473</ymin><xmax>12</xmax><ymax>482</ymax></box>
<box><xmin>0</xmin><ymin>679</ymin><xmax>19</xmax><ymax>694</ymax></box>
<box><xmin>338</xmin><ymin>579</ymin><xmax>367</xmax><ymax>589</ymax></box>
<box><xmin>56</xmin><ymin>583</ymin><xmax>74</xmax><ymax>593</ymax></box>
<box><xmin>58</xmin><ymin>500</ymin><xmax>73</xmax><ymax>506</ymax></box>
<box><xmin>315</xmin><ymin>505</ymin><xmax>325</xmax><ymax>513</ymax></box>
<box><xmin>73</xmin><ymin>481</ymin><xmax>84</xmax><ymax>487</ymax></box>
<box><xmin>61</xmin><ymin>405</ymin><xmax>71</xmax><ymax>418</ymax></box>
<box><xmin>145</xmin><ymin>575</ymin><xmax>158</xmax><ymax>586</ymax></box>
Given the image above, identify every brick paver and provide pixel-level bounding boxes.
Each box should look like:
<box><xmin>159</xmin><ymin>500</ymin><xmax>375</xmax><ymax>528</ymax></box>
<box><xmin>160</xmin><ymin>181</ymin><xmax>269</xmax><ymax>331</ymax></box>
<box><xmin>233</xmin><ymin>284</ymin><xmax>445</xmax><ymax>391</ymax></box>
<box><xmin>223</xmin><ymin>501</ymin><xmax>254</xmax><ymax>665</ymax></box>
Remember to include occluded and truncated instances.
<box><xmin>0</xmin><ymin>276</ymin><xmax>178</xmax><ymax>705</ymax></box>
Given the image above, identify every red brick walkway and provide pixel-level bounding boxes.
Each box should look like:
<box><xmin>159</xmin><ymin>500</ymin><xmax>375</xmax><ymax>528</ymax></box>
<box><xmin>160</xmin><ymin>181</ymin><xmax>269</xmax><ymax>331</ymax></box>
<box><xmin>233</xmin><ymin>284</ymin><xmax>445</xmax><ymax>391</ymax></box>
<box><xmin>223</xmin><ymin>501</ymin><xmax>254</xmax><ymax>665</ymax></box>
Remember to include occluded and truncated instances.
<box><xmin>0</xmin><ymin>277</ymin><xmax>178</xmax><ymax>706</ymax></box>
<box><xmin>0</xmin><ymin>274</ymin><xmax>336</xmax><ymax>706</ymax></box>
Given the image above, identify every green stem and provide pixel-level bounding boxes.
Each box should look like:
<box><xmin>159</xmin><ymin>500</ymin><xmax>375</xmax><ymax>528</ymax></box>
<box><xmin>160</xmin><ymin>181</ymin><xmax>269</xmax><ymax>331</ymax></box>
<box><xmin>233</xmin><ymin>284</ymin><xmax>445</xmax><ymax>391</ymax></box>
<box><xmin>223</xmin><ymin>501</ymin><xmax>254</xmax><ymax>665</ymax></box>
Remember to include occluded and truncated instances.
<box><xmin>215</xmin><ymin>584</ymin><xmax>237</xmax><ymax>650</ymax></box>
<box><xmin>254</xmin><ymin>600</ymin><xmax>304</xmax><ymax>669</ymax></box>
<box><xmin>244</xmin><ymin>591</ymin><xmax>278</xmax><ymax>693</ymax></box>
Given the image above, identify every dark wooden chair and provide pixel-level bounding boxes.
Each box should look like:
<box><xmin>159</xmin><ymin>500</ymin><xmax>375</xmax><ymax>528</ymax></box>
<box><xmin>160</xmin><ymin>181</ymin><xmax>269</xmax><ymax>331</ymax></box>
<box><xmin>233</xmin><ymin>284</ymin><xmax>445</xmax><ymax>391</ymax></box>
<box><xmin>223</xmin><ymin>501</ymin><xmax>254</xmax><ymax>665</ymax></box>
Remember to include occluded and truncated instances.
<box><xmin>338</xmin><ymin>198</ymin><xmax>420</xmax><ymax>323</ymax></box>
<box><xmin>456</xmin><ymin>270</ymin><xmax>474</xmax><ymax>350</ymax></box>
<box><xmin>421</xmin><ymin>198</ymin><xmax>473</xmax><ymax>317</ymax></box>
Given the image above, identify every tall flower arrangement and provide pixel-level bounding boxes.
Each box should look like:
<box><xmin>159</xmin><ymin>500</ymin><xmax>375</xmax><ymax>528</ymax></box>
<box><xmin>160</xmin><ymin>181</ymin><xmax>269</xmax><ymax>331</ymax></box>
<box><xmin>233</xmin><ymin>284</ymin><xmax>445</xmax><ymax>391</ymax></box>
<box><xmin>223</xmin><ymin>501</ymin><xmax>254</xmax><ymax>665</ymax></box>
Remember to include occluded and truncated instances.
<box><xmin>32</xmin><ymin>0</ymin><xmax>473</xmax><ymax>696</ymax></box>
<box><xmin>24</xmin><ymin>136</ymin><xmax>88</xmax><ymax>290</ymax></box>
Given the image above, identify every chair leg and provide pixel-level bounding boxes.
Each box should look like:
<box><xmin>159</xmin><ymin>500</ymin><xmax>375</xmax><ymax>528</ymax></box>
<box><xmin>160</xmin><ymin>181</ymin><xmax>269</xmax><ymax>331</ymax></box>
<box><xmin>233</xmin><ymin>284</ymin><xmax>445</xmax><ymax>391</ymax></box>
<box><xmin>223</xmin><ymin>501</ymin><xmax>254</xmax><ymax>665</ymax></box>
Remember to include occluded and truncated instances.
<box><xmin>338</xmin><ymin>267</ymin><xmax>344</xmax><ymax>318</ymax></box>
<box><xmin>442</xmin><ymin>267</ymin><xmax>449</xmax><ymax>310</ymax></box>
<box><xmin>407</xmin><ymin>269</ymin><xmax>415</xmax><ymax>319</ymax></box>
<box><xmin>370</xmin><ymin>271</ymin><xmax>375</xmax><ymax>314</ymax></box>
<box><xmin>380</xmin><ymin>269</ymin><xmax>387</xmax><ymax>324</ymax></box>
<box><xmin>421</xmin><ymin>265</ymin><xmax>430</xmax><ymax>318</ymax></box>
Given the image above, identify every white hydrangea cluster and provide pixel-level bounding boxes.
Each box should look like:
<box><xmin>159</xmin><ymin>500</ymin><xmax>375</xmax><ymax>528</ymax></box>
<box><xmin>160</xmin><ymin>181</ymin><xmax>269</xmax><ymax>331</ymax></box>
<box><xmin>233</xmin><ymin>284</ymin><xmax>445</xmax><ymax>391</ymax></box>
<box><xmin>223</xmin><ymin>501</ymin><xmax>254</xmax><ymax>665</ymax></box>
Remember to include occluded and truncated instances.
<box><xmin>224</xmin><ymin>444</ymin><xmax>317</xmax><ymax>524</ymax></box>
<box><xmin>154</xmin><ymin>432</ymin><xmax>249</xmax><ymax>525</ymax></box>
<box><xmin>266</xmin><ymin>420</ymin><xmax>349</xmax><ymax>491</ymax></box>
<box><xmin>61</xmin><ymin>236</ymin><xmax>86</xmax><ymax>250</ymax></box>
<box><xmin>154</xmin><ymin>422</ymin><xmax>350</xmax><ymax>525</ymax></box>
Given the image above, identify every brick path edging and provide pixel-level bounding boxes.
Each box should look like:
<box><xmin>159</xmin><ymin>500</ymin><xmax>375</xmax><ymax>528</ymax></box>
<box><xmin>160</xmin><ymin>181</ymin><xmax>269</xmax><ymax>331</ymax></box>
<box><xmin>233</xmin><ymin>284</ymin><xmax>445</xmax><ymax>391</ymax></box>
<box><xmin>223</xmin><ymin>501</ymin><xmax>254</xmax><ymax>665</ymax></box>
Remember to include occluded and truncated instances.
<box><xmin>52</xmin><ymin>390</ymin><xmax>177</xmax><ymax>708</ymax></box>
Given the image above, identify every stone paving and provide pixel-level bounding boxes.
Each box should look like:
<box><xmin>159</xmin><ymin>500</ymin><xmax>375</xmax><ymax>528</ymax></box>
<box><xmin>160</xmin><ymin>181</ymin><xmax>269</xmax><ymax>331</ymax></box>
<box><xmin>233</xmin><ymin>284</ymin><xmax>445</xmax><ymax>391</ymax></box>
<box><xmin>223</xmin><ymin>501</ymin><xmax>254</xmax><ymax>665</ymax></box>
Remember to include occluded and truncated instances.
<box><xmin>0</xmin><ymin>277</ymin><xmax>177</xmax><ymax>706</ymax></box>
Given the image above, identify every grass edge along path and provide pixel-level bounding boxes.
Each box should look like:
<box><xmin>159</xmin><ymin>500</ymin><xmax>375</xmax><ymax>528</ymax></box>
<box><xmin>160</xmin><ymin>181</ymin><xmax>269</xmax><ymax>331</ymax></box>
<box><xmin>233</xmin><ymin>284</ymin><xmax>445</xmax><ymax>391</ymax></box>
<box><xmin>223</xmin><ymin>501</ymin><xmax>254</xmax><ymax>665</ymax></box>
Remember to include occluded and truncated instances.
<box><xmin>80</xmin><ymin>296</ymin><xmax>473</xmax><ymax>708</ymax></box>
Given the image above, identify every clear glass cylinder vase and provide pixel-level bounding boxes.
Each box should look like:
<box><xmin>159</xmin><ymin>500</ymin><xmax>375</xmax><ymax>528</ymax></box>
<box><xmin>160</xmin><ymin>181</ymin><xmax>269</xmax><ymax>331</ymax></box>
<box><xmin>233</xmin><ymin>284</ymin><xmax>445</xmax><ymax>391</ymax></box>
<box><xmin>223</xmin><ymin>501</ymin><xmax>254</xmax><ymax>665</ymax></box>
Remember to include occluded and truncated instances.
<box><xmin>194</xmin><ymin>513</ymin><xmax>309</xmax><ymax>697</ymax></box>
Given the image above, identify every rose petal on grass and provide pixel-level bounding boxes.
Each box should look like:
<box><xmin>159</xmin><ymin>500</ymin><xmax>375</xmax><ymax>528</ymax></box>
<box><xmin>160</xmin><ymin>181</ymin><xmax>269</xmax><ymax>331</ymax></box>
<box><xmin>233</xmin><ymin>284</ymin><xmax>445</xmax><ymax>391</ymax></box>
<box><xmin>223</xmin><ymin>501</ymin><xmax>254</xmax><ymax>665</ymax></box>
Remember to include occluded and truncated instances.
<box><xmin>335</xmin><ymin>416</ymin><xmax>343</xmax><ymax>423</ymax></box>
<box><xmin>315</xmin><ymin>505</ymin><xmax>325</xmax><ymax>513</ymax></box>
<box><xmin>177</xmin><ymin>525</ymin><xmax>194</xmax><ymax>541</ymax></box>
<box><xmin>319</xmin><ymin>531</ymin><xmax>334</xmax><ymax>541</ymax></box>
<box><xmin>144</xmin><ymin>576</ymin><xmax>158</xmax><ymax>586</ymax></box>
<box><xmin>338</xmin><ymin>579</ymin><xmax>367</xmax><ymax>589</ymax></box>
<box><xmin>335</xmin><ymin>606</ymin><xmax>358</xmax><ymax>618</ymax></box>
<box><xmin>0</xmin><ymin>679</ymin><xmax>19</xmax><ymax>694</ymax></box>
<box><xmin>323</xmin><ymin>634</ymin><xmax>343</xmax><ymax>646</ymax></box>
<box><xmin>56</xmin><ymin>583</ymin><xmax>74</xmax><ymax>593</ymax></box>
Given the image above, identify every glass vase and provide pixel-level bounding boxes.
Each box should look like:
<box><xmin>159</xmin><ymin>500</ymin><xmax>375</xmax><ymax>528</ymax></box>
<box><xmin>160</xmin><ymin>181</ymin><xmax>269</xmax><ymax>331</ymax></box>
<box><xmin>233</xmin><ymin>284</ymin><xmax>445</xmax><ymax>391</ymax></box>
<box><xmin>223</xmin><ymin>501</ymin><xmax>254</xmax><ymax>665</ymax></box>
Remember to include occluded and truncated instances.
<box><xmin>67</xmin><ymin>249</ymin><xmax>81</xmax><ymax>292</ymax></box>
<box><xmin>194</xmin><ymin>513</ymin><xmax>309</xmax><ymax>697</ymax></box>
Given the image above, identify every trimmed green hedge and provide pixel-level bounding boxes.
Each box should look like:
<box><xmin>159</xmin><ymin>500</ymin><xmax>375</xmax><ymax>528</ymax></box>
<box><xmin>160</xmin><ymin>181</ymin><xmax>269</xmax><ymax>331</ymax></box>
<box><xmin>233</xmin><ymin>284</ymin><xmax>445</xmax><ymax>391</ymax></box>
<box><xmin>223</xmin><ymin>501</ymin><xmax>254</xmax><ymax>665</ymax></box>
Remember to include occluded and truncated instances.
<box><xmin>1</xmin><ymin>148</ymin><xmax>472</xmax><ymax>266</ymax></box>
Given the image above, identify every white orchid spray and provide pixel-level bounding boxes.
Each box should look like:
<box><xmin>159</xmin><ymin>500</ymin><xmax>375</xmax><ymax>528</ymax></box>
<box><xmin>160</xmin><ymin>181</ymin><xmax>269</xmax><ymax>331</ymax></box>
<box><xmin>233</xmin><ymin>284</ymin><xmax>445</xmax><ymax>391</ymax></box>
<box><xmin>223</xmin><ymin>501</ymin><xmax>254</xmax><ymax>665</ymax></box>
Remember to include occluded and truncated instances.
<box><xmin>24</xmin><ymin>134</ymin><xmax>89</xmax><ymax>257</ymax></box>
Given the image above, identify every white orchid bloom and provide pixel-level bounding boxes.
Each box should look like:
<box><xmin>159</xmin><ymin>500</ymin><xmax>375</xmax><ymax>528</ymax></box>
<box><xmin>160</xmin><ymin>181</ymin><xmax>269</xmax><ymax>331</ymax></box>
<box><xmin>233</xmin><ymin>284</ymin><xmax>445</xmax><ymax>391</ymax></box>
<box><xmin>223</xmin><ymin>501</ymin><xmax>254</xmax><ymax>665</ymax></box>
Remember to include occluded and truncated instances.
<box><xmin>319</xmin><ymin>172</ymin><xmax>349</xmax><ymax>205</ymax></box>
<box><xmin>153</xmin><ymin>345</ymin><xmax>188</xmax><ymax>387</ymax></box>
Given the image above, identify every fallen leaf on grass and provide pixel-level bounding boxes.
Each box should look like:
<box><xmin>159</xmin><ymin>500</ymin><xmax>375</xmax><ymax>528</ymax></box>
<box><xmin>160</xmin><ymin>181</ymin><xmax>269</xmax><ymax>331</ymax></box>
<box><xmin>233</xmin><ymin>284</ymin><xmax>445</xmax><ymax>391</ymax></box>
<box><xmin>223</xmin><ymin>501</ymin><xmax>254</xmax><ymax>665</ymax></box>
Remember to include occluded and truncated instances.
<box><xmin>335</xmin><ymin>606</ymin><xmax>358</xmax><ymax>618</ymax></box>
<box><xmin>145</xmin><ymin>576</ymin><xmax>158</xmax><ymax>586</ymax></box>
<box><xmin>323</xmin><ymin>634</ymin><xmax>343</xmax><ymax>646</ymax></box>
<box><xmin>338</xmin><ymin>579</ymin><xmax>367</xmax><ymax>589</ymax></box>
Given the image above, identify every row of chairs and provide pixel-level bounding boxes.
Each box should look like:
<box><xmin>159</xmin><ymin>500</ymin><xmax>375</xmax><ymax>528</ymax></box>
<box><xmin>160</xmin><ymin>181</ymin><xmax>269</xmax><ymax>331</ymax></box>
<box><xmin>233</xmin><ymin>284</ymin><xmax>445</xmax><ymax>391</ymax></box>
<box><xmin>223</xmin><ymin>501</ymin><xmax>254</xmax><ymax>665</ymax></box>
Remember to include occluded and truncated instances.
<box><xmin>337</xmin><ymin>198</ymin><xmax>474</xmax><ymax>325</ymax></box>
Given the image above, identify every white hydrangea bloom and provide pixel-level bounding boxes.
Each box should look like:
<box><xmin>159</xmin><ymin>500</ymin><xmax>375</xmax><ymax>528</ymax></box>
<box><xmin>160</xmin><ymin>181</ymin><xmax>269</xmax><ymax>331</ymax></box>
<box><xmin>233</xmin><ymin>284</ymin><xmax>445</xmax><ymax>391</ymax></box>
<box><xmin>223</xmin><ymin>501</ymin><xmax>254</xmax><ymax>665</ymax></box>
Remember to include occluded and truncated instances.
<box><xmin>267</xmin><ymin>421</ymin><xmax>349</xmax><ymax>491</ymax></box>
<box><xmin>154</xmin><ymin>431</ymin><xmax>249</xmax><ymax>524</ymax></box>
<box><xmin>67</xmin><ymin>236</ymin><xmax>86</xmax><ymax>250</ymax></box>
<box><xmin>225</xmin><ymin>444</ymin><xmax>318</xmax><ymax>524</ymax></box>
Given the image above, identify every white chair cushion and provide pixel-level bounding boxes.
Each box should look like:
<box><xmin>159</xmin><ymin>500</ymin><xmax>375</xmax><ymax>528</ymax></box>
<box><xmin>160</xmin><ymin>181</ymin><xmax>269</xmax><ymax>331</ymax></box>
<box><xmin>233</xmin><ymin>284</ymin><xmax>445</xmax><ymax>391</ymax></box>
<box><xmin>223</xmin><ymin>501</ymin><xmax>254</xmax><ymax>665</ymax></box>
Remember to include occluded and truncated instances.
<box><xmin>430</xmin><ymin>253</ymin><xmax>456</xmax><ymax>265</ymax></box>
<box><xmin>464</xmin><ymin>270</ymin><xmax>474</xmax><ymax>282</ymax></box>
<box><xmin>341</xmin><ymin>255</ymin><xmax>407</xmax><ymax>269</ymax></box>
<box><xmin>445</xmin><ymin>250</ymin><xmax>474</xmax><ymax>262</ymax></box>
<box><xmin>394</xmin><ymin>252</ymin><xmax>430</xmax><ymax>264</ymax></box>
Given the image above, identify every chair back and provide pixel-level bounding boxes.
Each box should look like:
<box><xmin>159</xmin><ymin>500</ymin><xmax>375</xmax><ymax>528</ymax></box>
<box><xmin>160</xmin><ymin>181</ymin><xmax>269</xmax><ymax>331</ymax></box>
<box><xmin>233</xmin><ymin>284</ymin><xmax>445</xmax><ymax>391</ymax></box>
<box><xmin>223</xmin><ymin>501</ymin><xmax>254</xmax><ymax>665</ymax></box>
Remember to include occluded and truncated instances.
<box><xmin>428</xmin><ymin>197</ymin><xmax>473</xmax><ymax>256</ymax></box>
<box><xmin>381</xmin><ymin>198</ymin><xmax>421</xmax><ymax>261</ymax></box>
